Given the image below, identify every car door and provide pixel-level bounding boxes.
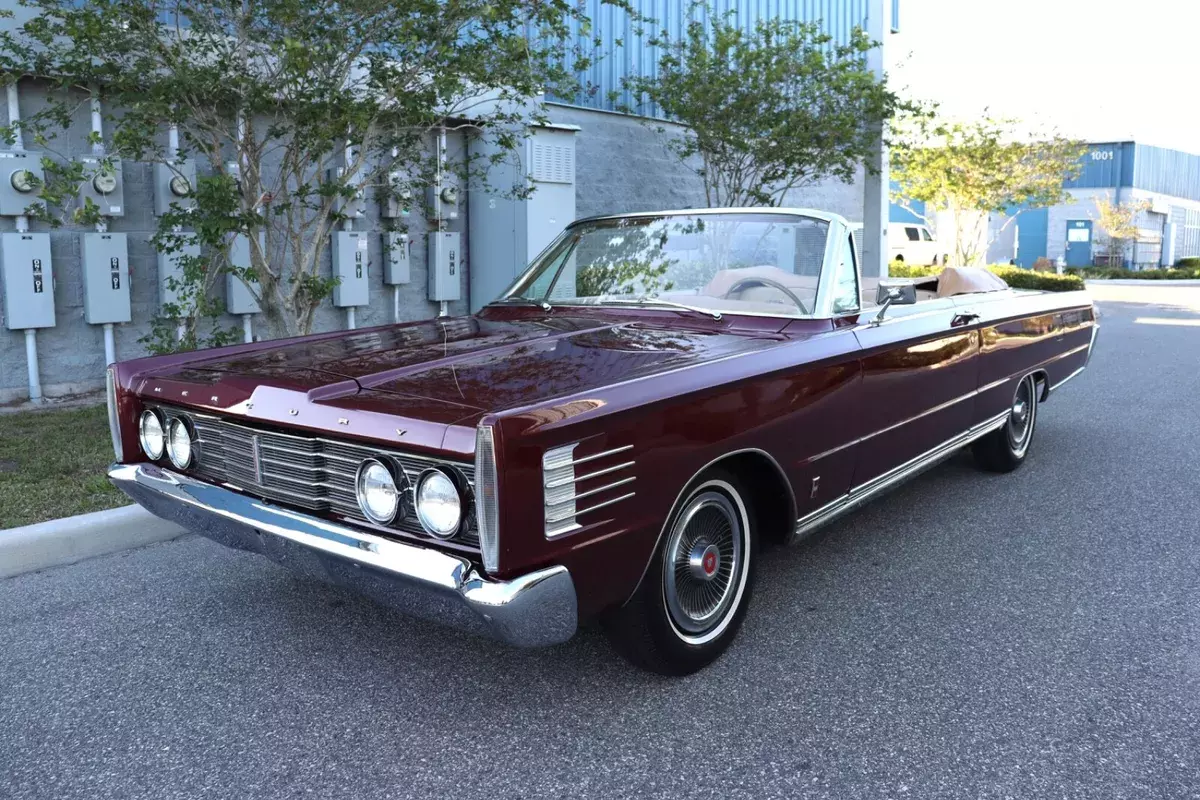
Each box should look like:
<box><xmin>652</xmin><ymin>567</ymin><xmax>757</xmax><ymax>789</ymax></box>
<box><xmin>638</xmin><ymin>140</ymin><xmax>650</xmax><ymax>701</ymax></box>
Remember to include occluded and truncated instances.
<box><xmin>849</xmin><ymin>292</ymin><xmax>981</xmax><ymax>489</ymax></box>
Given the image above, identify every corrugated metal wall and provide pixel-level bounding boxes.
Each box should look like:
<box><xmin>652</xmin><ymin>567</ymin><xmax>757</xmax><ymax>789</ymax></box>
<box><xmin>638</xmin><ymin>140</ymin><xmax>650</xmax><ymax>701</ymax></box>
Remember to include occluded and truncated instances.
<box><xmin>546</xmin><ymin>0</ymin><xmax>871</xmax><ymax>115</ymax></box>
<box><xmin>1065</xmin><ymin>141</ymin><xmax>1200</xmax><ymax>204</ymax></box>
<box><xmin>1132</xmin><ymin>144</ymin><xmax>1200</xmax><ymax>204</ymax></box>
<box><xmin>1065</xmin><ymin>142</ymin><xmax>1136</xmax><ymax>191</ymax></box>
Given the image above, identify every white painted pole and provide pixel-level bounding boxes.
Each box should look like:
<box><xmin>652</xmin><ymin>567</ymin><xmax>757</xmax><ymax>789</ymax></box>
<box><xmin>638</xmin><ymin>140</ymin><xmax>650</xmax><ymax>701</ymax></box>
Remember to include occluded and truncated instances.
<box><xmin>6</xmin><ymin>82</ymin><xmax>24</xmax><ymax>150</ymax></box>
<box><xmin>242</xmin><ymin>314</ymin><xmax>253</xmax><ymax>343</ymax></box>
<box><xmin>102</xmin><ymin>323</ymin><xmax>116</xmax><ymax>366</ymax></box>
<box><xmin>24</xmin><ymin>330</ymin><xmax>42</xmax><ymax>403</ymax></box>
<box><xmin>392</xmin><ymin>285</ymin><xmax>401</xmax><ymax>323</ymax></box>
<box><xmin>168</xmin><ymin>123</ymin><xmax>180</xmax><ymax>161</ymax></box>
<box><xmin>90</xmin><ymin>87</ymin><xmax>105</xmax><ymax>155</ymax></box>
<box><xmin>346</xmin><ymin>306</ymin><xmax>356</xmax><ymax>330</ymax></box>
<box><xmin>9</xmin><ymin>81</ymin><xmax>40</xmax><ymax>402</ymax></box>
<box><xmin>439</xmin><ymin>301</ymin><xmax>448</xmax><ymax>318</ymax></box>
<box><xmin>862</xmin><ymin>0</ymin><xmax>890</xmax><ymax>280</ymax></box>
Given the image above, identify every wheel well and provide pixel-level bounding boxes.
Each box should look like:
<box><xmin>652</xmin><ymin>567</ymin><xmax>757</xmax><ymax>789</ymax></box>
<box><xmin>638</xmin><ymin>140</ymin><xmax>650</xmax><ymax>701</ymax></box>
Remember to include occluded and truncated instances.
<box><xmin>708</xmin><ymin>451</ymin><xmax>795</xmax><ymax>547</ymax></box>
<box><xmin>1032</xmin><ymin>369</ymin><xmax>1050</xmax><ymax>401</ymax></box>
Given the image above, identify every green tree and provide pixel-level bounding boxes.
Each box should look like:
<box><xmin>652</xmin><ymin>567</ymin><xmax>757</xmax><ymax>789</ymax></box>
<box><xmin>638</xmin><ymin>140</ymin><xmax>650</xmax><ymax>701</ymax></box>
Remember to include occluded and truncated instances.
<box><xmin>891</xmin><ymin>116</ymin><xmax>1086</xmax><ymax>266</ymax></box>
<box><xmin>0</xmin><ymin>0</ymin><xmax>628</xmax><ymax>345</ymax></box>
<box><xmin>624</xmin><ymin>4</ymin><xmax>907</xmax><ymax>208</ymax></box>
<box><xmin>1093</xmin><ymin>191</ymin><xmax>1150</xmax><ymax>267</ymax></box>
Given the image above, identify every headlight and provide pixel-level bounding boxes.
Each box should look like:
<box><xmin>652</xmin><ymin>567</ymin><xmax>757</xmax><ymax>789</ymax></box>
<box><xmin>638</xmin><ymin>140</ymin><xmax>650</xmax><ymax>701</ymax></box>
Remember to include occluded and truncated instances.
<box><xmin>415</xmin><ymin>468</ymin><xmax>462</xmax><ymax>538</ymax></box>
<box><xmin>356</xmin><ymin>459</ymin><xmax>401</xmax><ymax>525</ymax></box>
<box><xmin>138</xmin><ymin>410</ymin><xmax>165</xmax><ymax>460</ymax></box>
<box><xmin>167</xmin><ymin>417</ymin><xmax>194</xmax><ymax>469</ymax></box>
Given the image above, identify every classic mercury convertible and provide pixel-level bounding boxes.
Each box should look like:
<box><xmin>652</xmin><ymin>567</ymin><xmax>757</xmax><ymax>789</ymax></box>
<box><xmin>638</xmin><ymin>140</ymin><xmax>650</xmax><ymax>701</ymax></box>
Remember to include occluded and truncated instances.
<box><xmin>107</xmin><ymin>208</ymin><xmax>1097</xmax><ymax>674</ymax></box>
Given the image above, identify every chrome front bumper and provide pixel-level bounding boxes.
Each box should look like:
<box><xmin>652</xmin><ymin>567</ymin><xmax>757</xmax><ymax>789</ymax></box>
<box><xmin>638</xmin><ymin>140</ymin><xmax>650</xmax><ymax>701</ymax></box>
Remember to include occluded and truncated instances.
<box><xmin>108</xmin><ymin>463</ymin><xmax>577</xmax><ymax>647</ymax></box>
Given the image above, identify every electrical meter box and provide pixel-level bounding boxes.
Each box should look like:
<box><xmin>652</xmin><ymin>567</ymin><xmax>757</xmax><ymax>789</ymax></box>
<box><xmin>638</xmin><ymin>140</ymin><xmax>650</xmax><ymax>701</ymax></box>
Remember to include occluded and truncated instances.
<box><xmin>381</xmin><ymin>172</ymin><xmax>413</xmax><ymax>219</ymax></box>
<box><xmin>81</xmin><ymin>232</ymin><xmax>131</xmax><ymax>324</ymax></box>
<box><xmin>154</xmin><ymin>160</ymin><xmax>198</xmax><ymax>216</ymax></box>
<box><xmin>329</xmin><ymin>166</ymin><xmax>366</xmax><ymax>221</ymax></box>
<box><xmin>383</xmin><ymin>232</ymin><xmax>410</xmax><ymax>284</ymax></box>
<box><xmin>332</xmin><ymin>231</ymin><xmax>370</xmax><ymax>307</ymax></box>
<box><xmin>78</xmin><ymin>156</ymin><xmax>125</xmax><ymax>217</ymax></box>
<box><xmin>427</xmin><ymin>231</ymin><xmax>461</xmax><ymax>302</ymax></box>
<box><xmin>226</xmin><ymin>232</ymin><xmax>261</xmax><ymax>315</ymax></box>
<box><xmin>0</xmin><ymin>150</ymin><xmax>46</xmax><ymax>216</ymax></box>
<box><xmin>426</xmin><ymin>180</ymin><xmax>460</xmax><ymax>222</ymax></box>
<box><xmin>158</xmin><ymin>234</ymin><xmax>201</xmax><ymax>308</ymax></box>
<box><xmin>0</xmin><ymin>232</ymin><xmax>55</xmax><ymax>330</ymax></box>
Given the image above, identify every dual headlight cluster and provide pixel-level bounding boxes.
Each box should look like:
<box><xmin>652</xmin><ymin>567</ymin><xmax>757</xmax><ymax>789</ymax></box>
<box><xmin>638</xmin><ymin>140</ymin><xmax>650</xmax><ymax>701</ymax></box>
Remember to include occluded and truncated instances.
<box><xmin>138</xmin><ymin>409</ymin><xmax>194</xmax><ymax>469</ymax></box>
<box><xmin>356</xmin><ymin>458</ymin><xmax>466</xmax><ymax>539</ymax></box>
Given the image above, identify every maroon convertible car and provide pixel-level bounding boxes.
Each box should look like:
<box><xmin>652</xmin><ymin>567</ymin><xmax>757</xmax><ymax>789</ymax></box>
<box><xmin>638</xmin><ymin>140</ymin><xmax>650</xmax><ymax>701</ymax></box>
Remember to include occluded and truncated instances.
<box><xmin>107</xmin><ymin>209</ymin><xmax>1097</xmax><ymax>674</ymax></box>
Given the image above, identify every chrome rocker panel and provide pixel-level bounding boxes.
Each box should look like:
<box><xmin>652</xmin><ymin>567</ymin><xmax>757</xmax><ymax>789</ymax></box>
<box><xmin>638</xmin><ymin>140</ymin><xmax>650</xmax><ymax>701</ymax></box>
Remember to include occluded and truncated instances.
<box><xmin>108</xmin><ymin>463</ymin><xmax>578</xmax><ymax>648</ymax></box>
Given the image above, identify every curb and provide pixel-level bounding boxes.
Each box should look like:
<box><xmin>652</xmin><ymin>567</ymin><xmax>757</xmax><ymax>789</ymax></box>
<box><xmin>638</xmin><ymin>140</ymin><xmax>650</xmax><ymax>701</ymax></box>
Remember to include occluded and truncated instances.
<box><xmin>0</xmin><ymin>504</ymin><xmax>186</xmax><ymax>579</ymax></box>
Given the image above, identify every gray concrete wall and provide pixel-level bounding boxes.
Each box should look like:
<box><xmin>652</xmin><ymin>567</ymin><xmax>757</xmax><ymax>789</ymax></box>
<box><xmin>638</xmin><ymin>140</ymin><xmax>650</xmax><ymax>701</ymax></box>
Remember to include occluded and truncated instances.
<box><xmin>0</xmin><ymin>79</ymin><xmax>470</xmax><ymax>403</ymax></box>
<box><xmin>1</xmin><ymin>88</ymin><xmax>865</xmax><ymax>404</ymax></box>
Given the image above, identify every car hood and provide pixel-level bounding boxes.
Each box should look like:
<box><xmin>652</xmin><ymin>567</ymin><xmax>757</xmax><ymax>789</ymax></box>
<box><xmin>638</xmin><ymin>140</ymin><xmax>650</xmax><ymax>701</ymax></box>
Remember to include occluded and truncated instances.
<box><xmin>173</xmin><ymin>314</ymin><xmax>780</xmax><ymax>417</ymax></box>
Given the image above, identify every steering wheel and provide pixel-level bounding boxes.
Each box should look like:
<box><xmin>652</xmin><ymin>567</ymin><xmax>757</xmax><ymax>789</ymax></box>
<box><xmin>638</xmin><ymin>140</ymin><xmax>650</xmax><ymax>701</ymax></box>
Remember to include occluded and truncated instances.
<box><xmin>722</xmin><ymin>277</ymin><xmax>810</xmax><ymax>314</ymax></box>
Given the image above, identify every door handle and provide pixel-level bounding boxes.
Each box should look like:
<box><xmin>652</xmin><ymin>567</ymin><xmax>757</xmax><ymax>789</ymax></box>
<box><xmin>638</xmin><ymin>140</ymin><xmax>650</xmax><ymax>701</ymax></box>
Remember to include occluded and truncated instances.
<box><xmin>951</xmin><ymin>312</ymin><xmax>980</xmax><ymax>327</ymax></box>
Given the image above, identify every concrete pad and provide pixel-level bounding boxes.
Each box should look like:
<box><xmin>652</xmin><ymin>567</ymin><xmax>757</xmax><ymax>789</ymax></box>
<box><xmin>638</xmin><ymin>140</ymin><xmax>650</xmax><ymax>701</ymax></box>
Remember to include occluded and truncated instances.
<box><xmin>0</xmin><ymin>504</ymin><xmax>186</xmax><ymax>578</ymax></box>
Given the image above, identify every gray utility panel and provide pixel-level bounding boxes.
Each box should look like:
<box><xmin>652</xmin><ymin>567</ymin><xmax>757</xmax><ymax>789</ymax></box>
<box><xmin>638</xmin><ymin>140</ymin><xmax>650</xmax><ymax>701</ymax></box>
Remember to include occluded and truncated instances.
<box><xmin>153</xmin><ymin>160</ymin><xmax>198</xmax><ymax>216</ymax></box>
<box><xmin>427</xmin><ymin>231</ymin><xmax>461</xmax><ymax>302</ymax></box>
<box><xmin>332</xmin><ymin>231</ymin><xmax>370</xmax><ymax>307</ymax></box>
<box><xmin>226</xmin><ymin>232</ymin><xmax>262</xmax><ymax>315</ymax></box>
<box><xmin>0</xmin><ymin>150</ymin><xmax>46</xmax><ymax>216</ymax></box>
<box><xmin>381</xmin><ymin>172</ymin><xmax>413</xmax><ymax>219</ymax></box>
<box><xmin>383</xmin><ymin>232</ymin><xmax>410</xmax><ymax>284</ymax></box>
<box><xmin>468</xmin><ymin>124</ymin><xmax>578</xmax><ymax>311</ymax></box>
<box><xmin>330</xmin><ymin>165</ymin><xmax>366</xmax><ymax>221</ymax></box>
<box><xmin>78</xmin><ymin>156</ymin><xmax>126</xmax><ymax>217</ymax></box>
<box><xmin>158</xmin><ymin>234</ymin><xmax>202</xmax><ymax>308</ymax></box>
<box><xmin>0</xmin><ymin>232</ymin><xmax>55</xmax><ymax>330</ymax></box>
<box><xmin>81</xmin><ymin>232</ymin><xmax>132</xmax><ymax>324</ymax></box>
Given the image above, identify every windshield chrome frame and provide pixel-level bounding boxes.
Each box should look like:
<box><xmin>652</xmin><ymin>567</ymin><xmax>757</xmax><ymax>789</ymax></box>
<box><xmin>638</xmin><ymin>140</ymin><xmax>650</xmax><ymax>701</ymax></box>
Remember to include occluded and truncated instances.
<box><xmin>493</xmin><ymin>208</ymin><xmax>851</xmax><ymax>321</ymax></box>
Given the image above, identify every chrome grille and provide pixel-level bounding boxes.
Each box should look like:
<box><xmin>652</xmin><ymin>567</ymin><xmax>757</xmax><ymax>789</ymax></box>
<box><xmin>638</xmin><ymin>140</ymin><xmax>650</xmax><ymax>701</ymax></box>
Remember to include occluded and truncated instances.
<box><xmin>151</xmin><ymin>405</ymin><xmax>477</xmax><ymax>545</ymax></box>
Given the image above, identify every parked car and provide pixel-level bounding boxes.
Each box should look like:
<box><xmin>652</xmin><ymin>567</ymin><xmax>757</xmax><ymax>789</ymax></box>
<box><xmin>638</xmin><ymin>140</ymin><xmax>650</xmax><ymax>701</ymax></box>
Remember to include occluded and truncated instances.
<box><xmin>107</xmin><ymin>208</ymin><xmax>1098</xmax><ymax>675</ymax></box>
<box><xmin>849</xmin><ymin>221</ymin><xmax>947</xmax><ymax>265</ymax></box>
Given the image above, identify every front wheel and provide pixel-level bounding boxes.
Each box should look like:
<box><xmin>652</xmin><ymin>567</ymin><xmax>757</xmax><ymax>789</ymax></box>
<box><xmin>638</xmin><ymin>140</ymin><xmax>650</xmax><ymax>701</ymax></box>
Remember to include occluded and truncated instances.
<box><xmin>973</xmin><ymin>374</ymin><xmax>1038</xmax><ymax>472</ymax></box>
<box><xmin>603</xmin><ymin>468</ymin><xmax>757</xmax><ymax>675</ymax></box>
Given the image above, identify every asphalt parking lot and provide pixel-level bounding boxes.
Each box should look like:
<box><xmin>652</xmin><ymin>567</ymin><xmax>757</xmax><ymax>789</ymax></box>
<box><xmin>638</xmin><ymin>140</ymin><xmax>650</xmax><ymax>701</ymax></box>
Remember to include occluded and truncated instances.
<box><xmin>3</xmin><ymin>286</ymin><xmax>1199</xmax><ymax>799</ymax></box>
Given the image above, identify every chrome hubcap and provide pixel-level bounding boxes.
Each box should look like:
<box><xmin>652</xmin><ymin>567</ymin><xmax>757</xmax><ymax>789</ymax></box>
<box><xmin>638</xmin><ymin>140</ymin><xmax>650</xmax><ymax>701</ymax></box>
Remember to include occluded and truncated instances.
<box><xmin>1007</xmin><ymin>377</ymin><xmax>1035</xmax><ymax>454</ymax></box>
<box><xmin>688</xmin><ymin>541</ymin><xmax>721</xmax><ymax>581</ymax></box>
<box><xmin>664</xmin><ymin>490</ymin><xmax>743</xmax><ymax>636</ymax></box>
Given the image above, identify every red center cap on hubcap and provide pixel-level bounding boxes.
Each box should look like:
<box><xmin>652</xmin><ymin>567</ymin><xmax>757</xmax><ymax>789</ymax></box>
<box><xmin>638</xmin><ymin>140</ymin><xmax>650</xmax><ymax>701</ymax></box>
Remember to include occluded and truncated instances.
<box><xmin>703</xmin><ymin>551</ymin><xmax>717</xmax><ymax>574</ymax></box>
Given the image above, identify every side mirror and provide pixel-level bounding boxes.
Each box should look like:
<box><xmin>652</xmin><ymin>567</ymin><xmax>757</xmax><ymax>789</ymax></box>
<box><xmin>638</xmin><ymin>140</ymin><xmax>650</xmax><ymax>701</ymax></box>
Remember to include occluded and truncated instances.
<box><xmin>872</xmin><ymin>280</ymin><xmax>917</xmax><ymax>326</ymax></box>
<box><xmin>876</xmin><ymin>281</ymin><xmax>917</xmax><ymax>306</ymax></box>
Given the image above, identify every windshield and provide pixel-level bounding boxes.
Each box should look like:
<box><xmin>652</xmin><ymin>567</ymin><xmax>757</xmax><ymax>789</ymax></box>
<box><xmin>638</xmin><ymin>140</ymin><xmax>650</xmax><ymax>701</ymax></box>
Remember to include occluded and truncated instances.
<box><xmin>499</xmin><ymin>213</ymin><xmax>831</xmax><ymax>317</ymax></box>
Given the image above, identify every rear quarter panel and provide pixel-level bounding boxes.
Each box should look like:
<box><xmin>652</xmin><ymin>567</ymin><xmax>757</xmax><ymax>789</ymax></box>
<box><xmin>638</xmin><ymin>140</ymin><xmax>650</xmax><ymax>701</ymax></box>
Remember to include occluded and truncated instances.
<box><xmin>964</xmin><ymin>289</ymin><xmax>1096</xmax><ymax>423</ymax></box>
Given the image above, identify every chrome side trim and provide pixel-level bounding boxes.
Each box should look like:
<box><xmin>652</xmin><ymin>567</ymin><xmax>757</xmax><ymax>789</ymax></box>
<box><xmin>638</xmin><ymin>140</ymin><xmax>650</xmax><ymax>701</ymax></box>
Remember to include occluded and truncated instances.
<box><xmin>108</xmin><ymin>462</ymin><xmax>577</xmax><ymax>648</ymax></box>
<box><xmin>792</xmin><ymin>410</ymin><xmax>1010</xmax><ymax>541</ymax></box>
<box><xmin>1048</xmin><ymin>365</ymin><xmax>1085</xmax><ymax>394</ymax></box>
<box><xmin>572</xmin><ymin>491</ymin><xmax>637</xmax><ymax>518</ymax></box>
<box><xmin>545</xmin><ymin>476</ymin><xmax>637</xmax><ymax>511</ymax></box>
<box><xmin>545</xmin><ymin>460</ymin><xmax>635</xmax><ymax>489</ymax></box>
<box><xmin>570</xmin><ymin>444</ymin><xmax>634</xmax><ymax>466</ymax></box>
<box><xmin>105</xmin><ymin>367</ymin><xmax>123</xmax><ymax>461</ymax></box>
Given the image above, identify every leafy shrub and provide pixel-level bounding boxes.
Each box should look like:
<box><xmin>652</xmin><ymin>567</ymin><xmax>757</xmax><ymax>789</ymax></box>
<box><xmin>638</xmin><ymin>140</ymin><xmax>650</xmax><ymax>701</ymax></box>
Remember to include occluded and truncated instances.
<box><xmin>887</xmin><ymin>262</ymin><xmax>1084</xmax><ymax>291</ymax></box>
<box><xmin>1176</xmin><ymin>257</ymin><xmax>1200</xmax><ymax>269</ymax></box>
<box><xmin>1066</xmin><ymin>266</ymin><xmax>1200</xmax><ymax>280</ymax></box>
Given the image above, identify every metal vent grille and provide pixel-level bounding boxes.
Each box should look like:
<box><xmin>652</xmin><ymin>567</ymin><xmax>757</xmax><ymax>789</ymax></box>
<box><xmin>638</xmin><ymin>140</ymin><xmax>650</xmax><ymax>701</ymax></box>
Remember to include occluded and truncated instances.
<box><xmin>542</xmin><ymin>442</ymin><xmax>635</xmax><ymax>539</ymax></box>
<box><xmin>531</xmin><ymin>143</ymin><xmax>574</xmax><ymax>184</ymax></box>
<box><xmin>151</xmin><ymin>405</ymin><xmax>477</xmax><ymax>546</ymax></box>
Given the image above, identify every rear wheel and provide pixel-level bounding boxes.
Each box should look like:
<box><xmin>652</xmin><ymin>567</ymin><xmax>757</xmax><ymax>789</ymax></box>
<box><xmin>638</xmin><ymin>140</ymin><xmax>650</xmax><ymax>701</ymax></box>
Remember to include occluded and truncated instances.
<box><xmin>604</xmin><ymin>468</ymin><xmax>757</xmax><ymax>675</ymax></box>
<box><xmin>973</xmin><ymin>374</ymin><xmax>1038</xmax><ymax>472</ymax></box>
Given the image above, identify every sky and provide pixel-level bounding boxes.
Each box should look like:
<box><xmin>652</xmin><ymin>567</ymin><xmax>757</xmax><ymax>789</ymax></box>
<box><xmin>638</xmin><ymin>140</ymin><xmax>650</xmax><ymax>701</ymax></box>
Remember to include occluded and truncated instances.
<box><xmin>887</xmin><ymin>0</ymin><xmax>1200</xmax><ymax>153</ymax></box>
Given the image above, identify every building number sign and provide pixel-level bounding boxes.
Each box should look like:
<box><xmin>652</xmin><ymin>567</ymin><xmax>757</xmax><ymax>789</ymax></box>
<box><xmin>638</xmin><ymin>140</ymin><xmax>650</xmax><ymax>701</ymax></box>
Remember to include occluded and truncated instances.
<box><xmin>1090</xmin><ymin>150</ymin><xmax>1114</xmax><ymax>161</ymax></box>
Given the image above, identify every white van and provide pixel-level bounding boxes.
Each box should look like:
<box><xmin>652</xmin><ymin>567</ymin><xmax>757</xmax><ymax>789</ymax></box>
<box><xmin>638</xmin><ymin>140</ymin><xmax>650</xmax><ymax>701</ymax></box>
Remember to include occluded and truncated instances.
<box><xmin>847</xmin><ymin>222</ymin><xmax>948</xmax><ymax>266</ymax></box>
